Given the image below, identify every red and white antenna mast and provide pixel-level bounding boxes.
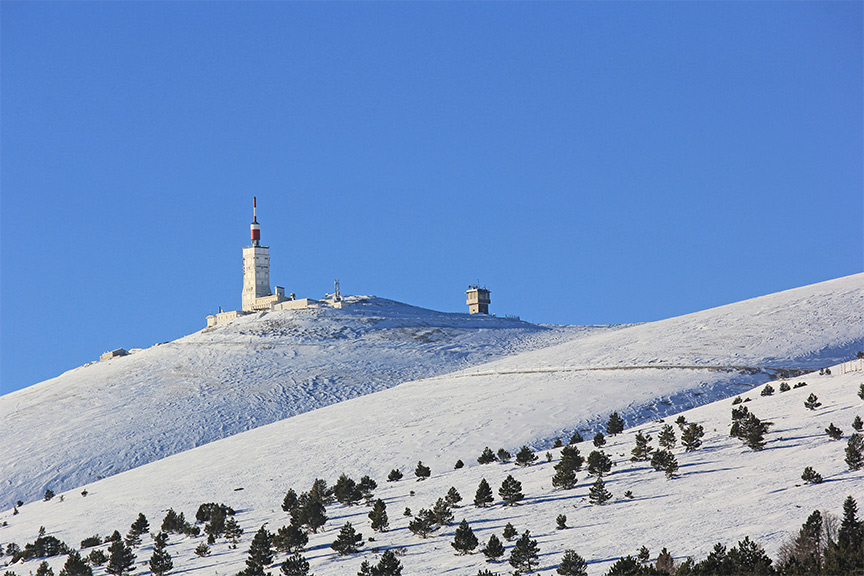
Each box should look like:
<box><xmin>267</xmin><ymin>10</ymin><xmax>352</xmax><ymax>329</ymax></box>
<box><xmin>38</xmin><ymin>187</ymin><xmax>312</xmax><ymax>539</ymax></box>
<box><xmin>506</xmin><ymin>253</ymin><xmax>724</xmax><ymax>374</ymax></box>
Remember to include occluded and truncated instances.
<box><xmin>250</xmin><ymin>196</ymin><xmax>261</xmax><ymax>246</ymax></box>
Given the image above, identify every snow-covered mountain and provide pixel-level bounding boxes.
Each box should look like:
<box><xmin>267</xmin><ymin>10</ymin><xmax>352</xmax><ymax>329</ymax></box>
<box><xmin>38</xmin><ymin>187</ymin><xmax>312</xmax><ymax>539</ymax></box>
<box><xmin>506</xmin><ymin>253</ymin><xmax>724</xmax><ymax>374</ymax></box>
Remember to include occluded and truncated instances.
<box><xmin>1</xmin><ymin>273</ymin><xmax>863</xmax><ymax>576</ymax></box>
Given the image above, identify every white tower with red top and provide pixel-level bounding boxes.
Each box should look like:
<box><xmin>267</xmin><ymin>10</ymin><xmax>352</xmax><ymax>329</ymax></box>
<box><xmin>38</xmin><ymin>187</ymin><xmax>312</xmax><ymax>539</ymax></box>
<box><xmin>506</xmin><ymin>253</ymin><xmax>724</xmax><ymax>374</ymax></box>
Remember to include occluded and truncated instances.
<box><xmin>242</xmin><ymin>197</ymin><xmax>275</xmax><ymax>312</ymax></box>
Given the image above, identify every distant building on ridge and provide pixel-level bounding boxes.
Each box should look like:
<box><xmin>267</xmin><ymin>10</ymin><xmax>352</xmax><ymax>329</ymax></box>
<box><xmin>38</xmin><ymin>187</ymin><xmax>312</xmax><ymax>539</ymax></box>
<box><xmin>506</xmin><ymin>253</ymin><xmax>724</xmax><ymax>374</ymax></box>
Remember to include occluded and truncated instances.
<box><xmin>466</xmin><ymin>285</ymin><xmax>491</xmax><ymax>315</ymax></box>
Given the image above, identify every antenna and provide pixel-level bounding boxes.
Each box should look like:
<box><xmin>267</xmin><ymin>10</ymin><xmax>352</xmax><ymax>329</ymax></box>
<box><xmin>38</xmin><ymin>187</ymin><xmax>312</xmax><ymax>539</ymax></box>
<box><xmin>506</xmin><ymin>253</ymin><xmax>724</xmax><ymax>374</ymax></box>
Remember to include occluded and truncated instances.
<box><xmin>253</xmin><ymin>196</ymin><xmax>257</xmax><ymax>223</ymax></box>
<box><xmin>250</xmin><ymin>197</ymin><xmax>261</xmax><ymax>246</ymax></box>
<box><xmin>334</xmin><ymin>279</ymin><xmax>341</xmax><ymax>301</ymax></box>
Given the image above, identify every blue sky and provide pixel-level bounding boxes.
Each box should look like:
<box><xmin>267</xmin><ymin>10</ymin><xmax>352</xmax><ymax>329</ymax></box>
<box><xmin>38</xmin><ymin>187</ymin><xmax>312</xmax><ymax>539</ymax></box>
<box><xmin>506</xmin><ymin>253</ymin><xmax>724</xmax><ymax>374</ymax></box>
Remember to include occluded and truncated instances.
<box><xmin>2</xmin><ymin>1</ymin><xmax>862</xmax><ymax>395</ymax></box>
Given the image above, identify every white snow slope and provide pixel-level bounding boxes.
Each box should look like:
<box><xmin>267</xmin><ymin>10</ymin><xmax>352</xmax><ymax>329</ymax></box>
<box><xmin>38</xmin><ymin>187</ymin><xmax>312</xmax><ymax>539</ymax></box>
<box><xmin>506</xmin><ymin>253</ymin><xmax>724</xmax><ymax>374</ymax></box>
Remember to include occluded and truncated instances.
<box><xmin>1</xmin><ymin>298</ymin><xmax>601</xmax><ymax>510</ymax></box>
<box><xmin>1</xmin><ymin>273</ymin><xmax>863</xmax><ymax>575</ymax></box>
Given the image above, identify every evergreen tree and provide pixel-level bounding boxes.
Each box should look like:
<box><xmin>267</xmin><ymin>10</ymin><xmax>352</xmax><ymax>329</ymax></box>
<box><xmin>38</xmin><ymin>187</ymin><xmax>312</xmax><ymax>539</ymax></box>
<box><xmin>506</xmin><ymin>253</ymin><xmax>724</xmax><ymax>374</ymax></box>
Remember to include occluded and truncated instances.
<box><xmin>498</xmin><ymin>475</ymin><xmax>524</xmax><ymax>506</ymax></box>
<box><xmin>241</xmin><ymin>526</ymin><xmax>274</xmax><ymax>576</ymax></box>
<box><xmin>804</xmin><ymin>393</ymin><xmax>822</xmax><ymax>410</ymax></box>
<box><xmin>630</xmin><ymin>431</ymin><xmax>654</xmax><ymax>461</ymax></box>
<box><xmin>515</xmin><ymin>446</ymin><xmax>538</xmax><ymax>467</ymax></box>
<box><xmin>105</xmin><ymin>539</ymin><xmax>136</xmax><ymax>576</ymax></box>
<box><xmin>681</xmin><ymin>423</ymin><xmax>705</xmax><ymax>451</ymax></box>
<box><xmin>554</xmin><ymin>437</ymin><xmax>563</xmax><ymax>447</ymax></box>
<box><xmin>432</xmin><ymin>498</ymin><xmax>454</xmax><ymax>526</ymax></box>
<box><xmin>638</xmin><ymin>546</ymin><xmax>650</xmax><ymax>563</ymax></box>
<box><xmin>780</xmin><ymin>510</ymin><xmax>823</xmax><ymax>574</ymax></box>
<box><xmin>482</xmin><ymin>534</ymin><xmax>505</xmax><ymax>562</ymax></box>
<box><xmin>478</xmin><ymin>447</ymin><xmax>496</xmax><ymax>464</ymax></box>
<box><xmin>606</xmin><ymin>412</ymin><xmax>625</xmax><ymax>435</ymax></box>
<box><xmin>826</xmin><ymin>423</ymin><xmax>843</xmax><ymax>439</ymax></box>
<box><xmin>556</xmin><ymin>514</ymin><xmax>567</xmax><ymax>530</ymax></box>
<box><xmin>503</xmin><ymin>523</ymin><xmax>518</xmax><ymax>541</ymax></box>
<box><xmin>557</xmin><ymin>549</ymin><xmax>587</xmax><ymax>576</ymax></box>
<box><xmin>59</xmin><ymin>551</ymin><xmax>92</xmax><ymax>576</ymax></box>
<box><xmin>586</xmin><ymin>450</ymin><xmax>612</xmax><ymax>476</ymax></box>
<box><xmin>281</xmin><ymin>489</ymin><xmax>299</xmax><ymax>513</ymax></box>
<box><xmin>414</xmin><ymin>461</ymin><xmax>431</xmax><ymax>480</ymax></box>
<box><xmin>225</xmin><ymin>517</ymin><xmax>244</xmax><ymax>549</ymax></box>
<box><xmin>846</xmin><ymin>433</ymin><xmax>864</xmax><ymax>470</ymax></box>
<box><xmin>387</xmin><ymin>469</ymin><xmax>403</xmax><ymax>482</ymax></box>
<box><xmin>368</xmin><ymin>499</ymin><xmax>389</xmax><ymax>532</ymax></box>
<box><xmin>330</xmin><ymin>522</ymin><xmax>362</xmax><ymax>555</ymax></box>
<box><xmin>308</xmin><ymin>478</ymin><xmax>334</xmax><ymax>505</ymax></box>
<box><xmin>474</xmin><ymin>478</ymin><xmax>494</xmax><ymax>508</ymax></box>
<box><xmin>509</xmin><ymin>531</ymin><xmax>540</xmax><ymax>573</ymax></box>
<box><xmin>455</xmin><ymin>459</ymin><xmax>465</xmax><ymax>469</ymax></box>
<box><xmin>801</xmin><ymin>467</ymin><xmax>823</xmax><ymax>484</ymax></box>
<box><xmin>551</xmin><ymin>463</ymin><xmax>577</xmax><ymax>490</ymax></box>
<box><xmin>279</xmin><ymin>553</ymin><xmax>310</xmax><ymax>576</ymax></box>
<box><xmin>658</xmin><ymin>425</ymin><xmax>676</xmax><ymax>449</ymax></box>
<box><xmin>204</xmin><ymin>505</ymin><xmax>227</xmax><ymax>544</ymax></box>
<box><xmin>358</xmin><ymin>475</ymin><xmax>377</xmax><ymax>497</ymax></box>
<box><xmin>273</xmin><ymin>524</ymin><xmax>307</xmax><ymax>554</ymax></box>
<box><xmin>780</xmin><ymin>382</ymin><xmax>791</xmax><ymax>392</ymax></box>
<box><xmin>334</xmin><ymin>474</ymin><xmax>362</xmax><ymax>506</ymax></box>
<box><xmin>650</xmin><ymin>449</ymin><xmax>679</xmax><ymax>479</ymax></box>
<box><xmin>451</xmin><ymin>519</ymin><xmax>479</xmax><ymax>555</ymax></box>
<box><xmin>407</xmin><ymin>509</ymin><xmax>438</xmax><ymax>538</ymax></box>
<box><xmin>593</xmin><ymin>432</ymin><xmax>606</xmax><ymax>447</ymax></box>
<box><xmin>760</xmin><ymin>384</ymin><xmax>775</xmax><ymax>396</ymax></box>
<box><xmin>588</xmin><ymin>476</ymin><xmax>612</xmax><ymax>505</ymax></box>
<box><xmin>569</xmin><ymin>431</ymin><xmax>584</xmax><ymax>444</ymax></box>
<box><xmin>827</xmin><ymin>496</ymin><xmax>864</xmax><ymax>574</ymax></box>
<box><xmin>161</xmin><ymin>509</ymin><xmax>186</xmax><ymax>534</ymax></box>
<box><xmin>497</xmin><ymin>448</ymin><xmax>512</xmax><ymax>463</ymax></box>
<box><xmin>88</xmin><ymin>549</ymin><xmax>107</xmax><ymax>566</ymax></box>
<box><xmin>371</xmin><ymin>550</ymin><xmax>403</xmax><ymax>576</ymax></box>
<box><xmin>854</xmin><ymin>415</ymin><xmax>863</xmax><ymax>432</ymax></box>
<box><xmin>734</xmin><ymin>412</ymin><xmax>770</xmax><ymax>450</ymax></box>
<box><xmin>560</xmin><ymin>444</ymin><xmax>584</xmax><ymax>470</ymax></box>
<box><xmin>130</xmin><ymin>513</ymin><xmax>149</xmax><ymax>537</ymax></box>
<box><xmin>291</xmin><ymin>493</ymin><xmax>328</xmax><ymax>533</ymax></box>
<box><xmin>725</xmin><ymin>536</ymin><xmax>773</xmax><ymax>574</ymax></box>
<box><xmin>194</xmin><ymin>543</ymin><xmax>210</xmax><ymax>557</ymax></box>
<box><xmin>605</xmin><ymin>556</ymin><xmax>642</xmax><ymax>576</ymax></box>
<box><xmin>446</xmin><ymin>486</ymin><xmax>462</xmax><ymax>507</ymax></box>
<box><xmin>35</xmin><ymin>561</ymin><xmax>54</xmax><ymax>576</ymax></box>
<box><xmin>148</xmin><ymin>532</ymin><xmax>173</xmax><ymax>576</ymax></box>
<box><xmin>859</xmin><ymin>383</ymin><xmax>864</xmax><ymax>401</ymax></box>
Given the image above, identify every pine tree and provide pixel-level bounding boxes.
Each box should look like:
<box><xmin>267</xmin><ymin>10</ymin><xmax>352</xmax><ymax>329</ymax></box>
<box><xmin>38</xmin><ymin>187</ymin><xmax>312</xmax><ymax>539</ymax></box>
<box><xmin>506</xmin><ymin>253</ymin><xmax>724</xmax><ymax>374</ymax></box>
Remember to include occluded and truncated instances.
<box><xmin>387</xmin><ymin>469</ymin><xmax>403</xmax><ymax>482</ymax></box>
<box><xmin>859</xmin><ymin>383</ymin><xmax>864</xmax><ymax>401</ymax></box>
<box><xmin>569</xmin><ymin>431</ymin><xmax>584</xmax><ymax>444</ymax></box>
<box><xmin>273</xmin><ymin>524</ymin><xmax>308</xmax><ymax>554</ymax></box>
<box><xmin>130</xmin><ymin>513</ymin><xmax>149</xmax><ymax>537</ymax></box>
<box><xmin>334</xmin><ymin>474</ymin><xmax>362</xmax><ymax>505</ymax></box>
<box><xmin>658</xmin><ymin>424</ymin><xmax>676</xmax><ymax>449</ymax></box>
<box><xmin>371</xmin><ymin>550</ymin><xmax>403</xmax><ymax>576</ymax></box>
<box><xmin>242</xmin><ymin>526</ymin><xmax>274</xmax><ymax>576</ymax></box>
<box><xmin>482</xmin><ymin>534</ymin><xmax>505</xmax><ymax>562</ymax></box>
<box><xmin>761</xmin><ymin>384</ymin><xmax>775</xmax><ymax>396</ymax></box>
<box><xmin>779</xmin><ymin>382</ymin><xmax>791</xmax><ymax>392</ymax></box>
<box><xmin>194</xmin><ymin>543</ymin><xmax>210</xmax><ymax>557</ymax></box>
<box><xmin>805</xmin><ymin>393</ymin><xmax>822</xmax><ymax>410</ymax></box>
<box><xmin>801</xmin><ymin>467</ymin><xmax>823</xmax><ymax>484</ymax></box>
<box><xmin>824</xmin><ymin>496</ymin><xmax>864</xmax><ymax>574</ymax></box>
<box><xmin>556</xmin><ymin>514</ymin><xmax>567</xmax><ymax>530</ymax></box>
<box><xmin>551</xmin><ymin>463</ymin><xmax>577</xmax><ymax>490</ymax></box>
<box><xmin>497</xmin><ymin>448</ymin><xmax>512</xmax><ymax>463</ymax></box>
<box><xmin>515</xmin><ymin>446</ymin><xmax>538</xmax><ymax>467</ymax></box>
<box><xmin>161</xmin><ymin>509</ymin><xmax>186</xmax><ymax>534</ymax></box>
<box><xmin>279</xmin><ymin>553</ymin><xmax>310</xmax><ymax>576</ymax></box>
<box><xmin>509</xmin><ymin>531</ymin><xmax>540</xmax><ymax>573</ymax></box>
<box><xmin>650</xmin><ymin>449</ymin><xmax>679</xmax><ymax>479</ymax></box>
<box><xmin>35</xmin><ymin>561</ymin><xmax>54</xmax><ymax>576</ymax></box>
<box><xmin>559</xmin><ymin>444</ymin><xmax>584</xmax><ymax>470</ymax></box>
<box><xmin>478</xmin><ymin>447</ymin><xmax>496</xmax><ymax>464</ymax></box>
<box><xmin>308</xmin><ymin>478</ymin><xmax>334</xmax><ymax>505</ymax></box>
<box><xmin>503</xmin><ymin>522</ymin><xmax>518</xmax><ymax>541</ymax></box>
<box><xmin>59</xmin><ymin>551</ymin><xmax>92</xmax><ymax>576</ymax></box>
<box><xmin>451</xmin><ymin>519</ymin><xmax>479</xmax><ymax>555</ymax></box>
<box><xmin>330</xmin><ymin>522</ymin><xmax>362</xmax><ymax>555</ymax></box>
<box><xmin>368</xmin><ymin>499</ymin><xmax>389</xmax><ymax>532</ymax></box>
<box><xmin>846</xmin><ymin>433</ymin><xmax>864</xmax><ymax>470</ymax></box>
<box><xmin>586</xmin><ymin>450</ymin><xmax>612</xmax><ymax>476</ymax></box>
<box><xmin>781</xmin><ymin>509</ymin><xmax>823</xmax><ymax>573</ymax></box>
<box><xmin>407</xmin><ymin>509</ymin><xmax>438</xmax><ymax>538</ymax></box>
<box><xmin>681</xmin><ymin>423</ymin><xmax>705</xmax><ymax>451</ymax></box>
<box><xmin>854</xmin><ymin>415</ymin><xmax>863</xmax><ymax>432</ymax></box>
<box><xmin>826</xmin><ymin>423</ymin><xmax>843</xmax><ymax>440</ymax></box>
<box><xmin>606</xmin><ymin>412</ymin><xmax>625</xmax><ymax>435</ymax></box>
<box><xmin>725</xmin><ymin>536</ymin><xmax>773</xmax><ymax>574</ymax></box>
<box><xmin>106</xmin><ymin>539</ymin><xmax>136</xmax><ymax>576</ymax></box>
<box><xmin>557</xmin><ymin>549</ymin><xmax>587</xmax><ymax>576</ymax></box>
<box><xmin>498</xmin><ymin>475</ymin><xmax>524</xmax><ymax>506</ymax></box>
<box><xmin>148</xmin><ymin>532</ymin><xmax>173</xmax><ymax>576</ymax></box>
<box><xmin>455</xmin><ymin>459</ymin><xmax>464</xmax><ymax>469</ymax></box>
<box><xmin>630</xmin><ymin>431</ymin><xmax>653</xmax><ymax>461</ymax></box>
<box><xmin>414</xmin><ymin>461</ymin><xmax>431</xmax><ymax>480</ymax></box>
<box><xmin>593</xmin><ymin>432</ymin><xmax>606</xmax><ymax>447</ymax></box>
<box><xmin>224</xmin><ymin>517</ymin><xmax>244</xmax><ymax>549</ymax></box>
<box><xmin>281</xmin><ymin>489</ymin><xmax>299</xmax><ymax>512</ymax></box>
<box><xmin>474</xmin><ymin>478</ymin><xmax>494</xmax><ymax>507</ymax></box>
<box><xmin>588</xmin><ymin>476</ymin><xmax>612</xmax><ymax>505</ymax></box>
<box><xmin>446</xmin><ymin>486</ymin><xmax>462</xmax><ymax>507</ymax></box>
<box><xmin>638</xmin><ymin>546</ymin><xmax>650</xmax><ymax>563</ymax></box>
<box><xmin>291</xmin><ymin>494</ymin><xmax>328</xmax><ymax>533</ymax></box>
<box><xmin>358</xmin><ymin>476</ymin><xmax>377</xmax><ymax>499</ymax></box>
<box><xmin>432</xmin><ymin>497</ymin><xmax>454</xmax><ymax>526</ymax></box>
<box><xmin>88</xmin><ymin>549</ymin><xmax>107</xmax><ymax>566</ymax></box>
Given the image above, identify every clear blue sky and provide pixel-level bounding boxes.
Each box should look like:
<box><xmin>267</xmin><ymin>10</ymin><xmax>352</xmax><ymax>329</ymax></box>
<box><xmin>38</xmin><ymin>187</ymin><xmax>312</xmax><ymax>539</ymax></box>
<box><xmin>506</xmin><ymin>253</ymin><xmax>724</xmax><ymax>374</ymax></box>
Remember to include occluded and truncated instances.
<box><xmin>2</xmin><ymin>1</ymin><xmax>862</xmax><ymax>395</ymax></box>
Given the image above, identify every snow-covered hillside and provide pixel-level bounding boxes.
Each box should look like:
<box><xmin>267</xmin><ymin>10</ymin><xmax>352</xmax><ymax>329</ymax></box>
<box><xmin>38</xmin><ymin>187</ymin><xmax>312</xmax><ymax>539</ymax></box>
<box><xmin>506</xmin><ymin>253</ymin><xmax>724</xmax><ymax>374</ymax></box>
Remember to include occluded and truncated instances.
<box><xmin>2</xmin><ymin>360</ymin><xmax>862</xmax><ymax>575</ymax></box>
<box><xmin>0</xmin><ymin>297</ymin><xmax>605</xmax><ymax>509</ymax></box>
<box><xmin>2</xmin><ymin>275</ymin><xmax>862</xmax><ymax>515</ymax></box>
